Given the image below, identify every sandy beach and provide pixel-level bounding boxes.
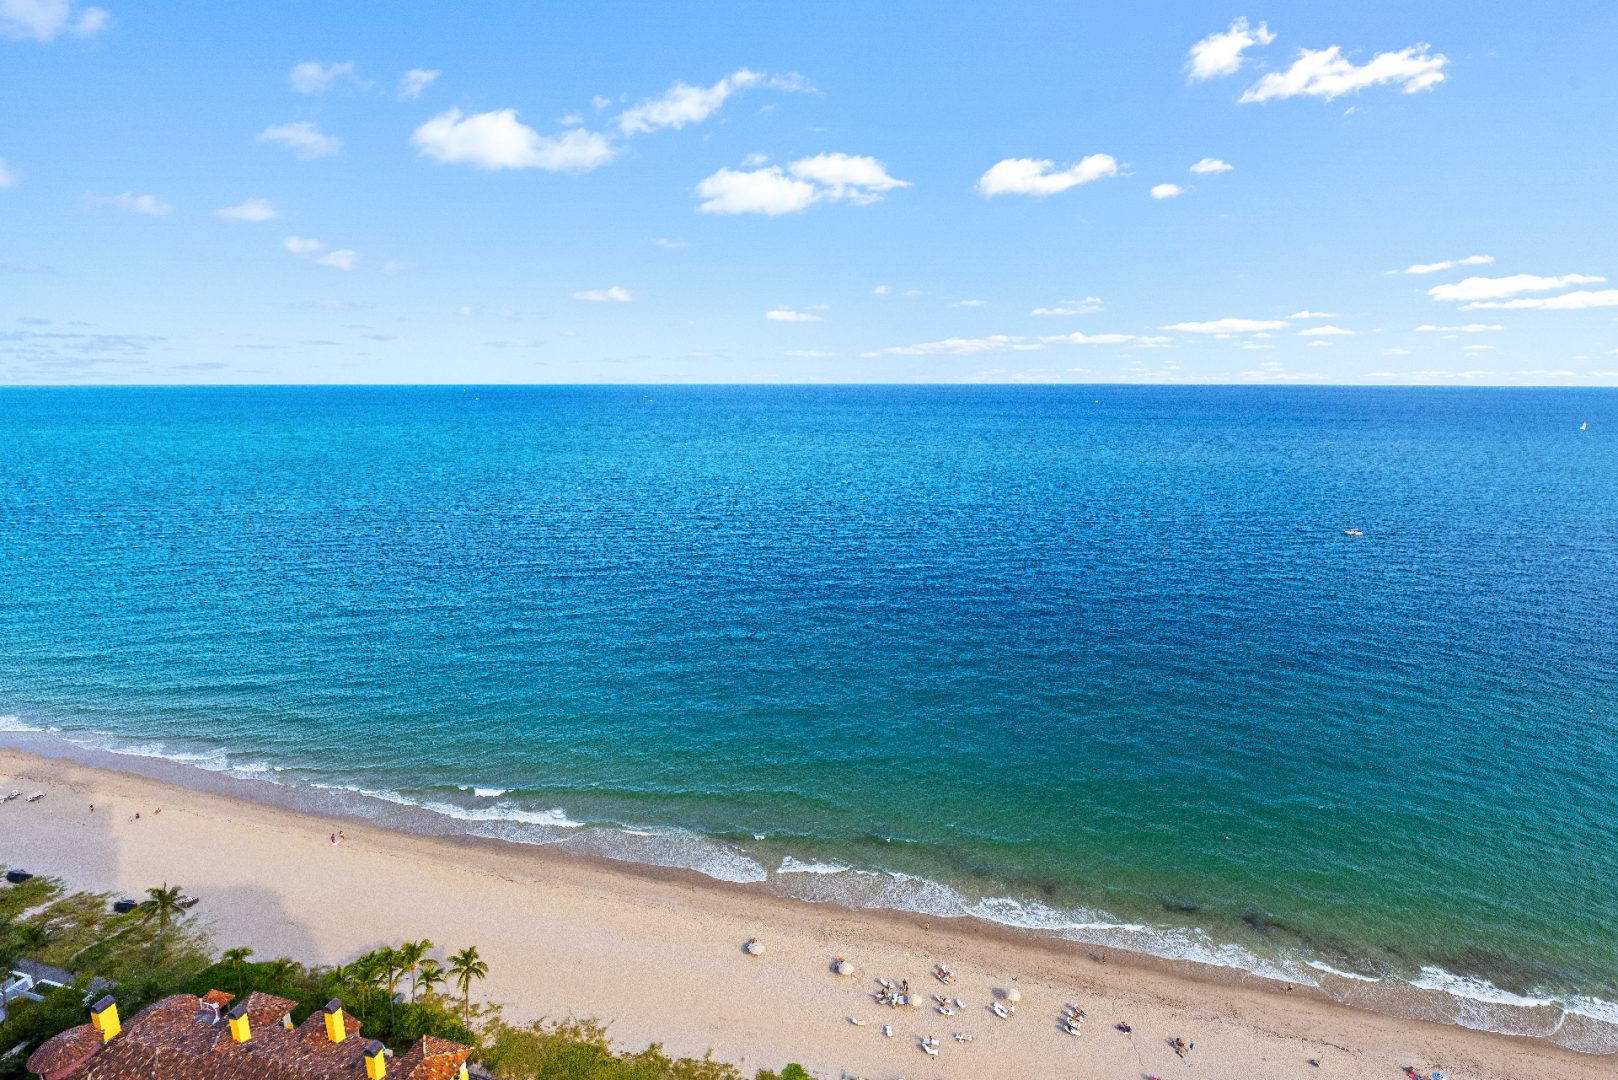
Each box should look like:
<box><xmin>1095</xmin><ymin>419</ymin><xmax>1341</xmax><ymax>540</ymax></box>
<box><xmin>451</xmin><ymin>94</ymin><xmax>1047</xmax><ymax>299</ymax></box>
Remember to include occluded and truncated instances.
<box><xmin>0</xmin><ymin>746</ymin><xmax>1603</xmax><ymax>1080</ymax></box>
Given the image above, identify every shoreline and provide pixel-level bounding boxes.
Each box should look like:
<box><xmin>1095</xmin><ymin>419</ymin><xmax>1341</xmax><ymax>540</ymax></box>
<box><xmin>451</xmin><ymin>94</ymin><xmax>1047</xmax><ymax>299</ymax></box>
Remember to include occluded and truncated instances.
<box><xmin>1</xmin><ymin>745</ymin><xmax>1608</xmax><ymax>1080</ymax></box>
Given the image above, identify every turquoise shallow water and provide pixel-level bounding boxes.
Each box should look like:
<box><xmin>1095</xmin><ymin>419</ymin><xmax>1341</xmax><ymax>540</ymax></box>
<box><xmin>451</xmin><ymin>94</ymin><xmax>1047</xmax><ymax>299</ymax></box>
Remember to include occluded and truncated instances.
<box><xmin>1</xmin><ymin>386</ymin><xmax>1614</xmax><ymax>1049</ymax></box>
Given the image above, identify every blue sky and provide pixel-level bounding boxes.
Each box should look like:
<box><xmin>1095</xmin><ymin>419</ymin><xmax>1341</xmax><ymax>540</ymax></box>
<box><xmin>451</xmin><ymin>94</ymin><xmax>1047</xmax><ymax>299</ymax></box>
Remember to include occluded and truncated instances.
<box><xmin>3</xmin><ymin>1</ymin><xmax>1617</xmax><ymax>384</ymax></box>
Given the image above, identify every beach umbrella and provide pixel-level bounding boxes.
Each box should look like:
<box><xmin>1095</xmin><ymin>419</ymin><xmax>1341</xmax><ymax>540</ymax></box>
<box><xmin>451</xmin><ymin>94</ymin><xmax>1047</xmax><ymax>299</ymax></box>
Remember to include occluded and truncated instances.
<box><xmin>834</xmin><ymin>957</ymin><xmax>855</xmax><ymax>976</ymax></box>
<box><xmin>744</xmin><ymin>938</ymin><xmax>765</xmax><ymax>956</ymax></box>
<box><xmin>1003</xmin><ymin>988</ymin><xmax>1022</xmax><ymax>1003</ymax></box>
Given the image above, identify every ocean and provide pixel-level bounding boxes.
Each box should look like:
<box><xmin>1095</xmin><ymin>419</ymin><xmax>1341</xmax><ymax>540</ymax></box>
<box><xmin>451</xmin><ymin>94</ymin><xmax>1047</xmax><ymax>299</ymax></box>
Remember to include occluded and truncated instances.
<box><xmin>1</xmin><ymin>385</ymin><xmax>1614</xmax><ymax>1051</ymax></box>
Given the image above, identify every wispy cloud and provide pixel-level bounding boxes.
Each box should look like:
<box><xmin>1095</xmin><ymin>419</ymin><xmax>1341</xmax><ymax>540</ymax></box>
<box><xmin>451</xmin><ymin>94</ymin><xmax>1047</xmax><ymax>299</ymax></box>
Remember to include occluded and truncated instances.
<box><xmin>1415</xmin><ymin>323</ymin><xmax>1503</xmax><ymax>333</ymax></box>
<box><xmin>0</xmin><ymin>0</ymin><xmax>108</xmax><ymax>42</ymax></box>
<box><xmin>1287</xmin><ymin>310</ymin><xmax>1338</xmax><ymax>319</ymax></box>
<box><xmin>977</xmin><ymin>154</ymin><xmax>1117</xmax><ymax>197</ymax></box>
<box><xmin>1190</xmin><ymin>157</ymin><xmax>1233</xmax><ymax>175</ymax></box>
<box><xmin>258</xmin><ymin>122</ymin><xmax>342</xmax><ymax>159</ymax></box>
<box><xmin>1297</xmin><ymin>324</ymin><xmax>1354</xmax><ymax>336</ymax></box>
<box><xmin>398</xmin><ymin>68</ymin><xmax>439</xmax><ymax>101</ymax></box>
<box><xmin>1150</xmin><ymin>183</ymin><xmax>1185</xmax><ymax>200</ymax></box>
<box><xmin>573</xmin><ymin>286</ymin><xmax>632</xmax><ymax>302</ymax></box>
<box><xmin>214</xmin><ymin>198</ymin><xmax>277</xmax><ymax>222</ymax></box>
<box><xmin>284</xmin><ymin>235</ymin><xmax>357</xmax><ymax>270</ymax></box>
<box><xmin>0</xmin><ymin>157</ymin><xmax>17</xmax><ymax>188</ymax></box>
<box><xmin>1396</xmin><ymin>254</ymin><xmax>1492</xmax><ymax>275</ymax></box>
<box><xmin>290</xmin><ymin>60</ymin><xmax>361</xmax><ymax>94</ymax></box>
<box><xmin>697</xmin><ymin>153</ymin><xmax>908</xmax><ymax>215</ymax></box>
<box><xmin>1165</xmin><ymin>317</ymin><xmax>1287</xmax><ymax>334</ymax></box>
<box><xmin>1462</xmin><ymin>289</ymin><xmax>1618</xmax><ymax>312</ymax></box>
<box><xmin>766</xmin><ymin>309</ymin><xmax>821</xmax><ymax>322</ymax></box>
<box><xmin>1242</xmin><ymin>44</ymin><xmax>1448</xmax><ymax>102</ymax></box>
<box><xmin>87</xmin><ymin>191</ymin><xmax>172</xmax><ymax>216</ymax></box>
<box><xmin>618</xmin><ymin>69</ymin><xmax>761</xmax><ymax>135</ymax></box>
<box><xmin>1187</xmin><ymin>18</ymin><xmax>1274</xmax><ymax>82</ymax></box>
<box><xmin>1032</xmin><ymin>297</ymin><xmax>1103</xmax><ymax>316</ymax></box>
<box><xmin>1429</xmin><ymin>273</ymin><xmax>1603</xmax><ymax>302</ymax></box>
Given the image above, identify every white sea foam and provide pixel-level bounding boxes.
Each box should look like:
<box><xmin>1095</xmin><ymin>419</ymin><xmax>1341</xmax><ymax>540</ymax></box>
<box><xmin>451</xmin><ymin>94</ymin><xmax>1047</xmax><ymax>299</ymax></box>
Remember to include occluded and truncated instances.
<box><xmin>1307</xmin><ymin>960</ymin><xmax>1382</xmax><ymax>983</ymax></box>
<box><xmin>776</xmin><ymin>857</ymin><xmax>851</xmax><ymax>875</ymax></box>
<box><xmin>472</xmin><ymin>787</ymin><xmax>508</xmax><ymax>798</ymax></box>
<box><xmin>1412</xmin><ymin>966</ymin><xmax>1558</xmax><ymax>1009</ymax></box>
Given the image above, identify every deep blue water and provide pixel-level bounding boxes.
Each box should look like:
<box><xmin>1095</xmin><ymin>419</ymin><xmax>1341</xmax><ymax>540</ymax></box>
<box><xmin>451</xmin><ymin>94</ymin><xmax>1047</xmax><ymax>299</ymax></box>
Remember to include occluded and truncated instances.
<box><xmin>1</xmin><ymin>386</ymin><xmax>1614</xmax><ymax>1048</ymax></box>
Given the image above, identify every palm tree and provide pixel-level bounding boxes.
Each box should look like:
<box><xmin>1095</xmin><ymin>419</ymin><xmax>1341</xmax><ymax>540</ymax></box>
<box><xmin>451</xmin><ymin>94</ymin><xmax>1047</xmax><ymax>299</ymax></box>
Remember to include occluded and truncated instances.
<box><xmin>376</xmin><ymin>945</ymin><xmax>403</xmax><ymax>1027</ymax></box>
<box><xmin>416</xmin><ymin>958</ymin><xmax>446</xmax><ymax>1003</ymax></box>
<box><xmin>447</xmin><ymin>946</ymin><xmax>488</xmax><ymax>1023</ymax></box>
<box><xmin>139</xmin><ymin>883</ymin><xmax>185</xmax><ymax>957</ymax></box>
<box><xmin>398</xmin><ymin>939</ymin><xmax>434</xmax><ymax>1003</ymax></box>
<box><xmin>349</xmin><ymin>951</ymin><xmax>383</xmax><ymax>1027</ymax></box>
<box><xmin>222</xmin><ymin>947</ymin><xmax>254</xmax><ymax>996</ymax></box>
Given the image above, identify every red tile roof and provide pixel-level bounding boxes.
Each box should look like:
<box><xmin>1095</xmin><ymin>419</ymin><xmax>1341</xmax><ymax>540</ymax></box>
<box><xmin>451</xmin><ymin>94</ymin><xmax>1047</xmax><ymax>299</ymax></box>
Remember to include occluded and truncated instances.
<box><xmin>27</xmin><ymin>991</ymin><xmax>471</xmax><ymax>1080</ymax></box>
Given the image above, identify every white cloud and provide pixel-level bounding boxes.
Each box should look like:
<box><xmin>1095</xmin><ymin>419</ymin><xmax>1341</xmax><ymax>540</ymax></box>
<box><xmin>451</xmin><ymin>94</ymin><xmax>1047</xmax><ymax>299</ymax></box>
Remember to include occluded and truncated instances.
<box><xmin>766</xmin><ymin>309</ymin><xmax>821</xmax><ymax>322</ymax></box>
<box><xmin>952</xmin><ymin>299</ymin><xmax>986</xmax><ymax>308</ymax></box>
<box><xmin>653</xmin><ymin>238</ymin><xmax>689</xmax><ymax>249</ymax></box>
<box><xmin>1429</xmin><ymin>273</ymin><xmax>1604</xmax><ymax>302</ymax></box>
<box><xmin>88</xmin><ymin>191</ymin><xmax>172</xmax><ymax>216</ymax></box>
<box><xmin>1462</xmin><ymin>289</ymin><xmax>1618</xmax><ymax>312</ymax></box>
<box><xmin>1</xmin><ymin>0</ymin><xmax>109</xmax><ymax>42</ymax></box>
<box><xmin>1031</xmin><ymin>297</ymin><xmax>1103</xmax><ymax>316</ymax></box>
<box><xmin>213</xmin><ymin>198</ymin><xmax>277</xmax><ymax>222</ymax></box>
<box><xmin>788</xmin><ymin>153</ymin><xmax>910</xmax><ymax>204</ymax></box>
<box><xmin>784</xmin><ymin>349</ymin><xmax>837</xmax><ymax>358</ymax></box>
<box><xmin>877</xmin><ymin>335</ymin><xmax>1029</xmax><ymax>357</ymax></box>
<box><xmin>1305</xmin><ymin>340</ymin><xmax>1331</xmax><ymax>348</ymax></box>
<box><xmin>1187</xmin><ymin>18</ymin><xmax>1275</xmax><ymax>82</ymax></box>
<box><xmin>873</xmin><ymin>285</ymin><xmax>891</xmax><ymax>295</ymax></box>
<box><xmin>618</xmin><ymin>69</ymin><xmax>764</xmax><ymax>135</ymax></box>
<box><xmin>977</xmin><ymin>154</ymin><xmax>1118</xmax><ymax>197</ymax></box>
<box><xmin>1190</xmin><ymin>157</ymin><xmax>1232</xmax><ymax>175</ymax></box>
<box><xmin>282</xmin><ymin>235</ymin><xmax>357</xmax><ymax>269</ymax></box>
<box><xmin>1241</xmin><ymin>44</ymin><xmax>1449</xmax><ymax>102</ymax></box>
<box><xmin>411</xmin><ymin>109</ymin><xmax>615</xmax><ymax>172</ymax></box>
<box><xmin>1287</xmin><ymin>310</ymin><xmax>1338</xmax><ymax>319</ymax></box>
<box><xmin>574</xmin><ymin>286</ymin><xmax>632</xmax><ymax>302</ymax></box>
<box><xmin>696</xmin><ymin>154</ymin><xmax>908</xmax><ymax>215</ymax></box>
<box><xmin>0</xmin><ymin>157</ymin><xmax>17</xmax><ymax>188</ymax></box>
<box><xmin>1150</xmin><ymin>183</ymin><xmax>1185</xmax><ymax>199</ymax></box>
<box><xmin>1165</xmin><ymin>317</ymin><xmax>1287</xmax><ymax>334</ymax></box>
<box><xmin>741</xmin><ymin>152</ymin><xmax>769</xmax><ymax>167</ymax></box>
<box><xmin>398</xmin><ymin>68</ymin><xmax>439</xmax><ymax>101</ymax></box>
<box><xmin>258</xmin><ymin>122</ymin><xmax>342</xmax><ymax>159</ymax></box>
<box><xmin>591</xmin><ymin>95</ymin><xmax>612</xmax><ymax>111</ymax></box>
<box><xmin>1038</xmin><ymin>332</ymin><xmax>1138</xmax><ymax>345</ymax></box>
<box><xmin>1415</xmin><ymin>323</ymin><xmax>1502</xmax><ymax>333</ymax></box>
<box><xmin>1298</xmin><ymin>324</ymin><xmax>1354</xmax><ymax>336</ymax></box>
<box><xmin>1240</xmin><ymin>342</ymin><xmax>1276</xmax><ymax>350</ymax></box>
<box><xmin>696</xmin><ymin>166</ymin><xmax>817</xmax><ymax>215</ymax></box>
<box><xmin>290</xmin><ymin>60</ymin><xmax>359</xmax><ymax>94</ymax></box>
<box><xmin>381</xmin><ymin>259</ymin><xmax>413</xmax><ymax>274</ymax></box>
<box><xmin>1398</xmin><ymin>254</ymin><xmax>1492</xmax><ymax>274</ymax></box>
<box><xmin>1382</xmin><ymin>347</ymin><xmax>1412</xmax><ymax>357</ymax></box>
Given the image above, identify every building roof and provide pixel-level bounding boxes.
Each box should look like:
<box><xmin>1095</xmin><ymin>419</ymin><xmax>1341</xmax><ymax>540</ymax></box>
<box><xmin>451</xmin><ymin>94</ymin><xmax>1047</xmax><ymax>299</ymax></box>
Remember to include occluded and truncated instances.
<box><xmin>22</xmin><ymin>1023</ymin><xmax>101</xmax><ymax>1079</ymax></box>
<box><xmin>27</xmin><ymin>990</ymin><xmax>470</xmax><ymax>1080</ymax></box>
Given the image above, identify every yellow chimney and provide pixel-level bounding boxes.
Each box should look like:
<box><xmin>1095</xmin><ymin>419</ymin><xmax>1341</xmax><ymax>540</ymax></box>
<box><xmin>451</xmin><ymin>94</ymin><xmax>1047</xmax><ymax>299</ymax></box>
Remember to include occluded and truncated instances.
<box><xmin>322</xmin><ymin>999</ymin><xmax>347</xmax><ymax>1043</ymax></box>
<box><xmin>226</xmin><ymin>1004</ymin><xmax>251</xmax><ymax>1043</ymax></box>
<box><xmin>89</xmin><ymin>996</ymin><xmax>120</xmax><ymax>1043</ymax></box>
<box><xmin>363</xmin><ymin>1039</ymin><xmax>387</xmax><ymax>1079</ymax></box>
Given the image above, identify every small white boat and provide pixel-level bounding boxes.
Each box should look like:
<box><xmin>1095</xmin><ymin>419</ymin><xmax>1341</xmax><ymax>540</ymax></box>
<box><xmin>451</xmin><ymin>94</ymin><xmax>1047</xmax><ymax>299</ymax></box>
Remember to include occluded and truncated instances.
<box><xmin>1580</xmin><ymin>422</ymin><xmax>1588</xmax><ymax>431</ymax></box>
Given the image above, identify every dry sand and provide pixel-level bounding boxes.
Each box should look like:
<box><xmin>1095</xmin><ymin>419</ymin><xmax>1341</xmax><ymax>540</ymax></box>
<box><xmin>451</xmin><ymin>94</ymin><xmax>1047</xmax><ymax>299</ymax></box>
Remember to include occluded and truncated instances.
<box><xmin>0</xmin><ymin>747</ymin><xmax>1602</xmax><ymax>1080</ymax></box>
